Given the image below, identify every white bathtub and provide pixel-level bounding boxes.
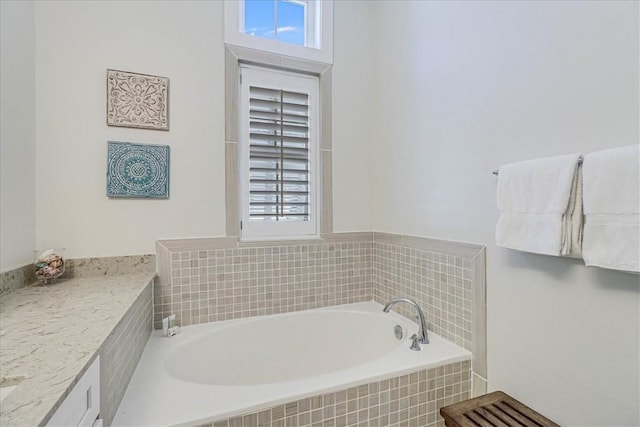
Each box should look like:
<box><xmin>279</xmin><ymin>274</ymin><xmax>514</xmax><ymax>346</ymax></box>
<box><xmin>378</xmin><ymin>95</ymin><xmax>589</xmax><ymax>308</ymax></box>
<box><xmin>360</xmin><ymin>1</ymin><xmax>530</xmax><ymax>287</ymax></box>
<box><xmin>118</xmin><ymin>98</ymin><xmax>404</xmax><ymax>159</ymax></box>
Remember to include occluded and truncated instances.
<box><xmin>113</xmin><ymin>301</ymin><xmax>471</xmax><ymax>426</ymax></box>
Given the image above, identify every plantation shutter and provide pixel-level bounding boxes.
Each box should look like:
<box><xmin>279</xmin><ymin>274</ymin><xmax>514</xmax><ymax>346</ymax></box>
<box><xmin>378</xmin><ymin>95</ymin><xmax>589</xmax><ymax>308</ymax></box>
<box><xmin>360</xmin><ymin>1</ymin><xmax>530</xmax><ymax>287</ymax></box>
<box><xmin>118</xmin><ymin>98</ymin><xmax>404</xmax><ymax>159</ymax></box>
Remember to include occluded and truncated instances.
<box><xmin>248</xmin><ymin>87</ymin><xmax>310</xmax><ymax>221</ymax></box>
<box><xmin>239</xmin><ymin>65</ymin><xmax>318</xmax><ymax>239</ymax></box>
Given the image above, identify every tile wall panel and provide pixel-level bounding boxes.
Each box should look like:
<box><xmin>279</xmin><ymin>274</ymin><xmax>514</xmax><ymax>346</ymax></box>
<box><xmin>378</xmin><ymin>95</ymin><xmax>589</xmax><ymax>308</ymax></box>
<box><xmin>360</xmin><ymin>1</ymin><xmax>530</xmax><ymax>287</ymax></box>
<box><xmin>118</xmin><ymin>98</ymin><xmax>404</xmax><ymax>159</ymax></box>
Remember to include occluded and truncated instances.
<box><xmin>201</xmin><ymin>361</ymin><xmax>471</xmax><ymax>427</ymax></box>
<box><xmin>156</xmin><ymin>242</ymin><xmax>373</xmax><ymax>328</ymax></box>
<box><xmin>373</xmin><ymin>242</ymin><xmax>473</xmax><ymax>351</ymax></box>
<box><xmin>100</xmin><ymin>281</ymin><xmax>153</xmax><ymax>426</ymax></box>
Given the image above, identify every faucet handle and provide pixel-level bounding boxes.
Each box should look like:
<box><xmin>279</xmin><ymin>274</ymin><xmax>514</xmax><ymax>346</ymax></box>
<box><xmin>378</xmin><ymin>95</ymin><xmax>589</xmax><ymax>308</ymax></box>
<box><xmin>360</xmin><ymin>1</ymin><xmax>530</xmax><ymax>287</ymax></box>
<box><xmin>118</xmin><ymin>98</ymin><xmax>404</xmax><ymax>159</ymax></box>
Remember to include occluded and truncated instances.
<box><xmin>409</xmin><ymin>334</ymin><xmax>421</xmax><ymax>351</ymax></box>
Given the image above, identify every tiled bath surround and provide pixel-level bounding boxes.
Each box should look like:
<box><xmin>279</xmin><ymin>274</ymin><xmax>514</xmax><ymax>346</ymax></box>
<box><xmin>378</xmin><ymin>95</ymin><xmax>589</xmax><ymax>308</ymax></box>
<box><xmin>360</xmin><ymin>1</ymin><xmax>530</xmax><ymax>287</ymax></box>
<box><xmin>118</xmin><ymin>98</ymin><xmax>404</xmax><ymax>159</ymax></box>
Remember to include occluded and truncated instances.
<box><xmin>202</xmin><ymin>361</ymin><xmax>471</xmax><ymax>427</ymax></box>
<box><xmin>155</xmin><ymin>239</ymin><xmax>373</xmax><ymax>328</ymax></box>
<box><xmin>156</xmin><ymin>232</ymin><xmax>486</xmax><ymax>380</ymax></box>
<box><xmin>372</xmin><ymin>233</ymin><xmax>487</xmax><ymax>380</ymax></box>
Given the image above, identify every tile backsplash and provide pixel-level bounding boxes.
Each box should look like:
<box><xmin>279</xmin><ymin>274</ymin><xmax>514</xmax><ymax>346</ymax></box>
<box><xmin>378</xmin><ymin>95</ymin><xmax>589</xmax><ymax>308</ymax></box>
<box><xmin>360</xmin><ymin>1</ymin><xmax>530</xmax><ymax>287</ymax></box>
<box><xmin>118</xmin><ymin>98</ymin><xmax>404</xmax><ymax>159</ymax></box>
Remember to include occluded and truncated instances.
<box><xmin>155</xmin><ymin>241</ymin><xmax>373</xmax><ymax>328</ymax></box>
<box><xmin>369</xmin><ymin>233</ymin><xmax>486</xmax><ymax>380</ymax></box>
<box><xmin>374</xmin><ymin>242</ymin><xmax>472</xmax><ymax>350</ymax></box>
<box><xmin>156</xmin><ymin>232</ymin><xmax>486</xmax><ymax>378</ymax></box>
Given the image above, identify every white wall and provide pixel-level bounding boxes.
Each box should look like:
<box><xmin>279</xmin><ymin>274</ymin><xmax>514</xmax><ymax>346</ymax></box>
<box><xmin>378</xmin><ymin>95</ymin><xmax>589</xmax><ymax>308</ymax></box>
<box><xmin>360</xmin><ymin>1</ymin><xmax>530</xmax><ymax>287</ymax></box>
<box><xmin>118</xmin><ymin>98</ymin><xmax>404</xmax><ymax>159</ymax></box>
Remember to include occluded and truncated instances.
<box><xmin>1</xmin><ymin>1</ymin><xmax>36</xmax><ymax>272</ymax></box>
<box><xmin>35</xmin><ymin>1</ymin><xmax>226</xmax><ymax>258</ymax></box>
<box><xmin>331</xmin><ymin>1</ymin><xmax>376</xmax><ymax>232</ymax></box>
<box><xmin>32</xmin><ymin>0</ymin><xmax>374</xmax><ymax>259</ymax></box>
<box><xmin>370</xmin><ymin>1</ymin><xmax>639</xmax><ymax>425</ymax></box>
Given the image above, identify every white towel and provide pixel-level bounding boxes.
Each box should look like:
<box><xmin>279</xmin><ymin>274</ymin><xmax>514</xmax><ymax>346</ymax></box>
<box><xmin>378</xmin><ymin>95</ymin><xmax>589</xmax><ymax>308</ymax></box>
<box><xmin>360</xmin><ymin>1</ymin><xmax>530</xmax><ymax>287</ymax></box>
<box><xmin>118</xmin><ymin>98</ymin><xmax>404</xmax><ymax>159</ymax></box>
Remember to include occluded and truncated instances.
<box><xmin>582</xmin><ymin>145</ymin><xmax>640</xmax><ymax>273</ymax></box>
<box><xmin>496</xmin><ymin>153</ymin><xmax>583</xmax><ymax>256</ymax></box>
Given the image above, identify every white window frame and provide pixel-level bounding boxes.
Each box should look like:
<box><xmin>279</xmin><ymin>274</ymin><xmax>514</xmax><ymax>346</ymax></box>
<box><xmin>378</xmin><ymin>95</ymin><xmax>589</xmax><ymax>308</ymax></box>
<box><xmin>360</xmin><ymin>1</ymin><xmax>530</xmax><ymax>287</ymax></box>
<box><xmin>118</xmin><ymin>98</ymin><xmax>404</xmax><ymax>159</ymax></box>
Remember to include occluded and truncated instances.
<box><xmin>238</xmin><ymin>65</ymin><xmax>320</xmax><ymax>240</ymax></box>
<box><xmin>224</xmin><ymin>0</ymin><xmax>334</xmax><ymax>64</ymax></box>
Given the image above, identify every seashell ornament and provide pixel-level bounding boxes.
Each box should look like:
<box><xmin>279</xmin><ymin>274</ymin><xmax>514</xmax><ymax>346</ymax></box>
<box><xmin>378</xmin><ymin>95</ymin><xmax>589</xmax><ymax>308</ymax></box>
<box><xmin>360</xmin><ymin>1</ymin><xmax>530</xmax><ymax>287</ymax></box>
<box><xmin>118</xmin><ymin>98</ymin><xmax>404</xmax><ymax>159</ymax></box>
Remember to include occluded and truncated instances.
<box><xmin>35</xmin><ymin>249</ymin><xmax>65</xmax><ymax>284</ymax></box>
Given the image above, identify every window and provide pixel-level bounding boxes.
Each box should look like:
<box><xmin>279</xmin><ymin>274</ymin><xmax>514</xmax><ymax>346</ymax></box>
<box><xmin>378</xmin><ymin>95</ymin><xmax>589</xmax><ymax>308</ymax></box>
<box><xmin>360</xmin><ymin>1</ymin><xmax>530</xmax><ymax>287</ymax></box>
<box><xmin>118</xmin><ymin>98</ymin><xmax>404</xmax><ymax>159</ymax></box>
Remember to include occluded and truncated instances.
<box><xmin>239</xmin><ymin>65</ymin><xmax>319</xmax><ymax>239</ymax></box>
<box><xmin>224</xmin><ymin>0</ymin><xmax>333</xmax><ymax>63</ymax></box>
<box><xmin>244</xmin><ymin>0</ymin><xmax>310</xmax><ymax>47</ymax></box>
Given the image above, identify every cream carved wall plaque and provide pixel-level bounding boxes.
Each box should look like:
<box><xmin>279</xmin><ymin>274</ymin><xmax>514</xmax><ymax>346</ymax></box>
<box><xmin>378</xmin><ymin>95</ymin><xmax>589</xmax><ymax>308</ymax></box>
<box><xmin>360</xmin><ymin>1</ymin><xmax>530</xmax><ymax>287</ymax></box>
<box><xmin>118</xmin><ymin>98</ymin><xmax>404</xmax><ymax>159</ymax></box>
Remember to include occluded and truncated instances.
<box><xmin>107</xmin><ymin>69</ymin><xmax>169</xmax><ymax>131</ymax></box>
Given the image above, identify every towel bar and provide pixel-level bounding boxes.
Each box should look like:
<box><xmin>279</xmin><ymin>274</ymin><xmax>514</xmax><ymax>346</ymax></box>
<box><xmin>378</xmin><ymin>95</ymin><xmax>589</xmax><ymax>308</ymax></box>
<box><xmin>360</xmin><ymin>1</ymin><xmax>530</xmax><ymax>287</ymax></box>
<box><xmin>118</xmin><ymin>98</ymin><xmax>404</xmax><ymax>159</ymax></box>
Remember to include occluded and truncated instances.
<box><xmin>493</xmin><ymin>157</ymin><xmax>583</xmax><ymax>175</ymax></box>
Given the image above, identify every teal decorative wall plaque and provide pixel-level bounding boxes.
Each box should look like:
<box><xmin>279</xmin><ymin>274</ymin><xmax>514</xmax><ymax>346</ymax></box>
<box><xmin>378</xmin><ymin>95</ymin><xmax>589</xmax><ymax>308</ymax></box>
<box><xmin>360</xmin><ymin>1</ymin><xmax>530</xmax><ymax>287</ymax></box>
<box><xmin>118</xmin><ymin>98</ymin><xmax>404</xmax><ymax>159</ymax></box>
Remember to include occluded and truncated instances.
<box><xmin>107</xmin><ymin>141</ymin><xmax>170</xmax><ymax>198</ymax></box>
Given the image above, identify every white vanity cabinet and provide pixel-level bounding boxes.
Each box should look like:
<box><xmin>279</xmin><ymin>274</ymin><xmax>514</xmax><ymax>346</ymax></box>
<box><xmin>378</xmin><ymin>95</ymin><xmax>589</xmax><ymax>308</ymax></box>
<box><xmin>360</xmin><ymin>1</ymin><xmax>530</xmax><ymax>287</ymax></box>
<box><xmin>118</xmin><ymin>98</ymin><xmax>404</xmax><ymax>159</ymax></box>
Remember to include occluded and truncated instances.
<box><xmin>46</xmin><ymin>356</ymin><xmax>102</xmax><ymax>427</ymax></box>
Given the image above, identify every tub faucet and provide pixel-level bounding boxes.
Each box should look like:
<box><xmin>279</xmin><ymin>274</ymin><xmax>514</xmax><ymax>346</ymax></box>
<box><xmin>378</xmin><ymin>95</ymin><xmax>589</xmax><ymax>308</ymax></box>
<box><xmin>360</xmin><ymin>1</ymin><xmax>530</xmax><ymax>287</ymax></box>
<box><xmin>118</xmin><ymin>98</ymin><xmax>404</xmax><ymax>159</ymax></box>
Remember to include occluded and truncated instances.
<box><xmin>383</xmin><ymin>297</ymin><xmax>429</xmax><ymax>350</ymax></box>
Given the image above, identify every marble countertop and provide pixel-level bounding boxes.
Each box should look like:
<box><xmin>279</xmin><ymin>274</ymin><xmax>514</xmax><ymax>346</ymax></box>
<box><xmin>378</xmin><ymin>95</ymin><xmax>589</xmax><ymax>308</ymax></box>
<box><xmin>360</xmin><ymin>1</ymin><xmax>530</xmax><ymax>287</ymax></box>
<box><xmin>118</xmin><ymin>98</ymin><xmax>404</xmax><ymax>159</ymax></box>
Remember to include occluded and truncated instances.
<box><xmin>0</xmin><ymin>272</ymin><xmax>154</xmax><ymax>426</ymax></box>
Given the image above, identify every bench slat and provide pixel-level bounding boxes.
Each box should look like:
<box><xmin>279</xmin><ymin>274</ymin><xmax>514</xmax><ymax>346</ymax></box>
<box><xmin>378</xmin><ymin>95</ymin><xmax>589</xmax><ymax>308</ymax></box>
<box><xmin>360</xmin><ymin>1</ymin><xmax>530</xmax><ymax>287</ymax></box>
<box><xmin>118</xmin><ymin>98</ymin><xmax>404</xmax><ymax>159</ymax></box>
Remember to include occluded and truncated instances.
<box><xmin>440</xmin><ymin>391</ymin><xmax>560</xmax><ymax>427</ymax></box>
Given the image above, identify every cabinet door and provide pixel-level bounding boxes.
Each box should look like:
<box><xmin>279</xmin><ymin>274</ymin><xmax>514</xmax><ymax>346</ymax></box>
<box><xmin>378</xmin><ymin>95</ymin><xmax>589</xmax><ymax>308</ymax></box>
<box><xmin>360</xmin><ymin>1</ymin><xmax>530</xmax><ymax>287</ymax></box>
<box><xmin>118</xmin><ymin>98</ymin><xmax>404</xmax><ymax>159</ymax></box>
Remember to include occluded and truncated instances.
<box><xmin>46</xmin><ymin>356</ymin><xmax>100</xmax><ymax>427</ymax></box>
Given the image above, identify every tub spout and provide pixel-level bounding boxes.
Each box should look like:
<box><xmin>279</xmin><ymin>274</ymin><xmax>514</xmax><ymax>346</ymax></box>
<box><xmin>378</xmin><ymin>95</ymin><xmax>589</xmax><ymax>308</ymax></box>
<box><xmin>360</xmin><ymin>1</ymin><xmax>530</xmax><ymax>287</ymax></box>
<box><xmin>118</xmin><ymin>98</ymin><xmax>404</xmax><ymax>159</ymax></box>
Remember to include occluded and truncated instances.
<box><xmin>383</xmin><ymin>297</ymin><xmax>429</xmax><ymax>349</ymax></box>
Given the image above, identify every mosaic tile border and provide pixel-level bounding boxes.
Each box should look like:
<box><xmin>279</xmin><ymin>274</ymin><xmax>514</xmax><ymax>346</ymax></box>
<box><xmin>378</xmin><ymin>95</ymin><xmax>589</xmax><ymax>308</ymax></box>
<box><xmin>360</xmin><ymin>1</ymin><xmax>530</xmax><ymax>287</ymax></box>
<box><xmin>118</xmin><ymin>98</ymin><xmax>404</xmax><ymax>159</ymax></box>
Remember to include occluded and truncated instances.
<box><xmin>201</xmin><ymin>360</ymin><xmax>471</xmax><ymax>427</ymax></box>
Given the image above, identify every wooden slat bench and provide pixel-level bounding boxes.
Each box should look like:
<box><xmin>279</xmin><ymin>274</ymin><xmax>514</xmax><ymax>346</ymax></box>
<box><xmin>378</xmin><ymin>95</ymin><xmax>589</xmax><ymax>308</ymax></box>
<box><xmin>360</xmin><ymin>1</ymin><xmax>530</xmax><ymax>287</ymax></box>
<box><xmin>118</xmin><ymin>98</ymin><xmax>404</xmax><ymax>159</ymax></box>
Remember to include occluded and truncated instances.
<box><xmin>440</xmin><ymin>391</ymin><xmax>560</xmax><ymax>427</ymax></box>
